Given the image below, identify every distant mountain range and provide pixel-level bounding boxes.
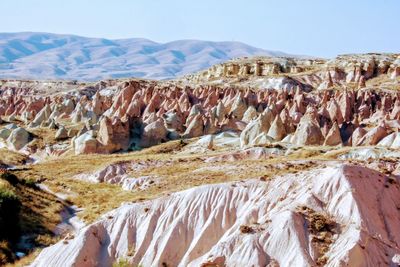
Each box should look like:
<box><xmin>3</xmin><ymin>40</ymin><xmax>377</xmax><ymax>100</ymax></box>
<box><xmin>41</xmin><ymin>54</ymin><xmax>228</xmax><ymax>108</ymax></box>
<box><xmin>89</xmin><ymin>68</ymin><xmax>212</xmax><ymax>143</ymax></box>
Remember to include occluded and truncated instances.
<box><xmin>0</xmin><ymin>32</ymin><xmax>291</xmax><ymax>81</ymax></box>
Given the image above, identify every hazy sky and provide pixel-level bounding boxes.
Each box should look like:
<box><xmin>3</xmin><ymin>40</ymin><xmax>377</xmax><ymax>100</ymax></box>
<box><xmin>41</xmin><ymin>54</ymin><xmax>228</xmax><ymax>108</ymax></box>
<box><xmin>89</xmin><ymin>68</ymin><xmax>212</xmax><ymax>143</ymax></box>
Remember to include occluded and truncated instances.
<box><xmin>0</xmin><ymin>0</ymin><xmax>399</xmax><ymax>57</ymax></box>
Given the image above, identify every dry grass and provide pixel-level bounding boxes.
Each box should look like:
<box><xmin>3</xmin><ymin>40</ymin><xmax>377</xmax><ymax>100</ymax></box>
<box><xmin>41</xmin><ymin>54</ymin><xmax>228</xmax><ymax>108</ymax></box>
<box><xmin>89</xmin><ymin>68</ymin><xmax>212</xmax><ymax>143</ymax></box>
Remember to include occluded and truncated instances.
<box><xmin>285</xmin><ymin>145</ymin><xmax>358</xmax><ymax>162</ymax></box>
<box><xmin>0</xmin><ymin>149</ymin><xmax>29</xmax><ymax>167</ymax></box>
<box><xmin>9</xmin><ymin>137</ymin><xmax>353</xmax><ymax>230</ymax></box>
<box><xmin>15</xmin><ymin>182</ymin><xmax>64</xmax><ymax>236</ymax></box>
<box><xmin>365</xmin><ymin>75</ymin><xmax>400</xmax><ymax>91</ymax></box>
<box><xmin>27</xmin><ymin>127</ymin><xmax>60</xmax><ymax>150</ymax></box>
<box><xmin>3</xmin><ymin>140</ymin><xmax>346</xmax><ymax>264</ymax></box>
<box><xmin>0</xmin><ymin>172</ymin><xmax>64</xmax><ymax>266</ymax></box>
<box><xmin>14</xmin><ymin>142</ymin><xmax>321</xmax><ymax>224</ymax></box>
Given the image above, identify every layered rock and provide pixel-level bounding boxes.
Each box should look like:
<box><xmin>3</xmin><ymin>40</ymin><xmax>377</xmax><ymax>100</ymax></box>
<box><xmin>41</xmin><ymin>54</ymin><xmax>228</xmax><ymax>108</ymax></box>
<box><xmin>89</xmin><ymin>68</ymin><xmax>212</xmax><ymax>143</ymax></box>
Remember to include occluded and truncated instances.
<box><xmin>184</xmin><ymin>53</ymin><xmax>400</xmax><ymax>91</ymax></box>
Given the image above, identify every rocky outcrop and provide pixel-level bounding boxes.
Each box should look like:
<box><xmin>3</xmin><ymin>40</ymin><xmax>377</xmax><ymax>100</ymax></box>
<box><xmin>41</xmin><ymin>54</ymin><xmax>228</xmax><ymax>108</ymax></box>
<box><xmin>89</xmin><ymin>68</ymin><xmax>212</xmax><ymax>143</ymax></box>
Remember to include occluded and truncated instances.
<box><xmin>0</xmin><ymin>54</ymin><xmax>399</xmax><ymax>155</ymax></box>
<box><xmin>183</xmin><ymin>114</ymin><xmax>204</xmax><ymax>139</ymax></box>
<box><xmin>7</xmin><ymin>127</ymin><xmax>30</xmax><ymax>150</ymax></box>
<box><xmin>31</xmin><ymin>164</ymin><xmax>400</xmax><ymax>267</ymax></box>
<box><xmin>74</xmin><ymin>161</ymin><xmax>163</xmax><ymax>191</ymax></box>
<box><xmin>184</xmin><ymin>53</ymin><xmax>399</xmax><ymax>91</ymax></box>
<box><xmin>323</xmin><ymin>122</ymin><xmax>342</xmax><ymax>146</ymax></box>
<box><xmin>140</xmin><ymin>119</ymin><xmax>168</xmax><ymax>148</ymax></box>
<box><xmin>240</xmin><ymin>109</ymin><xmax>274</xmax><ymax>147</ymax></box>
<box><xmin>97</xmin><ymin>117</ymin><xmax>130</xmax><ymax>153</ymax></box>
<box><xmin>242</xmin><ymin>106</ymin><xmax>258</xmax><ymax>123</ymax></box>
<box><xmin>267</xmin><ymin>115</ymin><xmax>286</xmax><ymax>141</ymax></box>
<box><xmin>55</xmin><ymin>126</ymin><xmax>68</xmax><ymax>140</ymax></box>
<box><xmin>73</xmin><ymin>131</ymin><xmax>99</xmax><ymax>155</ymax></box>
<box><xmin>292</xmin><ymin>112</ymin><xmax>324</xmax><ymax>146</ymax></box>
<box><xmin>357</xmin><ymin>125</ymin><xmax>389</xmax><ymax>146</ymax></box>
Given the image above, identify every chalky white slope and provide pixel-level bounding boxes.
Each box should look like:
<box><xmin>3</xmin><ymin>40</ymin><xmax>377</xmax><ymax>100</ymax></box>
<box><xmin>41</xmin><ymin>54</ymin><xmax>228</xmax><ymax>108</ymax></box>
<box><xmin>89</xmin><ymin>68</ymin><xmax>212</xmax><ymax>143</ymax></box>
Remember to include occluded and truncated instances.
<box><xmin>31</xmin><ymin>164</ymin><xmax>400</xmax><ymax>267</ymax></box>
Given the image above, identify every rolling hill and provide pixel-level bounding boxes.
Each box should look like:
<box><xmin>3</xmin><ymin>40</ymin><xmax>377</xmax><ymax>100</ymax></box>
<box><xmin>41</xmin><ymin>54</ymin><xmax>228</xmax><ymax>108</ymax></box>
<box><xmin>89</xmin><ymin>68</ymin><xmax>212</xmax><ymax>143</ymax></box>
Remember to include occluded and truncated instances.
<box><xmin>0</xmin><ymin>32</ymin><xmax>290</xmax><ymax>81</ymax></box>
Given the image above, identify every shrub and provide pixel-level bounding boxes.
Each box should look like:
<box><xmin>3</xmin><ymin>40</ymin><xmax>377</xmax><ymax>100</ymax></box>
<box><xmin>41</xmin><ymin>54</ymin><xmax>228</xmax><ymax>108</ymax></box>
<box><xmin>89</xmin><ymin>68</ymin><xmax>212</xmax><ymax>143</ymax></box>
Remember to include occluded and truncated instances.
<box><xmin>0</xmin><ymin>187</ymin><xmax>21</xmax><ymax>243</ymax></box>
<box><xmin>239</xmin><ymin>225</ymin><xmax>253</xmax><ymax>234</ymax></box>
<box><xmin>310</xmin><ymin>213</ymin><xmax>334</xmax><ymax>233</ymax></box>
<box><xmin>112</xmin><ymin>258</ymin><xmax>131</xmax><ymax>267</ymax></box>
<box><xmin>22</xmin><ymin>178</ymin><xmax>38</xmax><ymax>189</ymax></box>
<box><xmin>0</xmin><ymin>172</ymin><xmax>19</xmax><ymax>186</ymax></box>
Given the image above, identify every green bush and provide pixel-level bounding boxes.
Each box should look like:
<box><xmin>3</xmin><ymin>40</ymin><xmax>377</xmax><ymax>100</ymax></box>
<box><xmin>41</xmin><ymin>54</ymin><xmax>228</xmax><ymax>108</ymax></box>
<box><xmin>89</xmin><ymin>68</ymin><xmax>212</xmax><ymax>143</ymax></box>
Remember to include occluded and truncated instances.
<box><xmin>0</xmin><ymin>172</ymin><xmax>19</xmax><ymax>186</ymax></box>
<box><xmin>0</xmin><ymin>187</ymin><xmax>21</xmax><ymax>243</ymax></box>
<box><xmin>22</xmin><ymin>178</ymin><xmax>38</xmax><ymax>189</ymax></box>
<box><xmin>113</xmin><ymin>258</ymin><xmax>131</xmax><ymax>267</ymax></box>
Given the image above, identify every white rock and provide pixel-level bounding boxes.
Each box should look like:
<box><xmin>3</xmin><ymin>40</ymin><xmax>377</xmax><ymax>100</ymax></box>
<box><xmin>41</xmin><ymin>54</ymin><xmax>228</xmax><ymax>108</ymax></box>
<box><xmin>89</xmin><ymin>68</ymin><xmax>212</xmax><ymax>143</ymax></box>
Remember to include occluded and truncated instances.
<box><xmin>31</xmin><ymin>164</ymin><xmax>400</xmax><ymax>267</ymax></box>
<box><xmin>7</xmin><ymin>127</ymin><xmax>30</xmax><ymax>150</ymax></box>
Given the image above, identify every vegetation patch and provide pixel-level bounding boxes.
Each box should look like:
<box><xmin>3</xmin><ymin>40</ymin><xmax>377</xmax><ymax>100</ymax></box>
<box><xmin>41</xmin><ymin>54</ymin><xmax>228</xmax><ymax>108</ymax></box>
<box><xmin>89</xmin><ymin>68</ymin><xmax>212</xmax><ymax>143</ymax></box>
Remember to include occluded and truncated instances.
<box><xmin>1</xmin><ymin>172</ymin><xmax>19</xmax><ymax>186</ymax></box>
<box><xmin>0</xmin><ymin>187</ymin><xmax>20</xmax><ymax>265</ymax></box>
<box><xmin>298</xmin><ymin>206</ymin><xmax>337</xmax><ymax>266</ymax></box>
<box><xmin>239</xmin><ymin>225</ymin><xmax>254</xmax><ymax>234</ymax></box>
<box><xmin>0</xmin><ymin>171</ymin><xmax>63</xmax><ymax>266</ymax></box>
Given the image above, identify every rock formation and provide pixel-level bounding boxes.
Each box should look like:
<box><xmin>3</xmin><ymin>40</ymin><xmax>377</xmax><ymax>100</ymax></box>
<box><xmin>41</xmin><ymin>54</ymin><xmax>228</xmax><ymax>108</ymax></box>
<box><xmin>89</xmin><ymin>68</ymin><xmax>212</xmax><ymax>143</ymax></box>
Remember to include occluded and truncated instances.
<box><xmin>1</xmin><ymin>53</ymin><xmax>400</xmax><ymax>267</ymax></box>
<box><xmin>31</xmin><ymin>164</ymin><xmax>400</xmax><ymax>267</ymax></box>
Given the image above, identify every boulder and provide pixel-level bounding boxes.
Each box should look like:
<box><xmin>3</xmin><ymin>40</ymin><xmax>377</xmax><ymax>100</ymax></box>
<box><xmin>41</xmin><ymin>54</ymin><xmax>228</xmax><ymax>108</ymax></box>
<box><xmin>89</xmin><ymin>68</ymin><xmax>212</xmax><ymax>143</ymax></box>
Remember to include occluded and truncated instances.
<box><xmin>292</xmin><ymin>116</ymin><xmax>324</xmax><ymax>146</ymax></box>
<box><xmin>30</xmin><ymin>104</ymin><xmax>51</xmax><ymax>128</ymax></box>
<box><xmin>250</xmin><ymin>132</ymin><xmax>275</xmax><ymax>147</ymax></box>
<box><xmin>267</xmin><ymin>116</ymin><xmax>286</xmax><ymax>141</ymax></box>
<box><xmin>323</xmin><ymin>122</ymin><xmax>342</xmax><ymax>146</ymax></box>
<box><xmin>216</xmin><ymin>101</ymin><xmax>227</xmax><ymax>122</ymax></box>
<box><xmin>351</xmin><ymin>127</ymin><xmax>367</xmax><ymax>146</ymax></box>
<box><xmin>242</xmin><ymin>106</ymin><xmax>258</xmax><ymax>123</ymax></box>
<box><xmin>358</xmin><ymin>125</ymin><xmax>389</xmax><ymax>146</ymax></box>
<box><xmin>55</xmin><ymin>126</ymin><xmax>68</xmax><ymax>140</ymax></box>
<box><xmin>97</xmin><ymin>117</ymin><xmax>130</xmax><ymax>153</ymax></box>
<box><xmin>0</xmin><ymin>128</ymin><xmax>11</xmax><ymax>140</ymax></box>
<box><xmin>327</xmin><ymin>100</ymin><xmax>344</xmax><ymax>125</ymax></box>
<box><xmin>390</xmin><ymin>132</ymin><xmax>400</xmax><ymax>149</ymax></box>
<box><xmin>183</xmin><ymin>114</ymin><xmax>204</xmax><ymax>139</ymax></box>
<box><xmin>377</xmin><ymin>132</ymin><xmax>397</xmax><ymax>147</ymax></box>
<box><xmin>229</xmin><ymin>95</ymin><xmax>247</xmax><ymax>119</ymax></box>
<box><xmin>240</xmin><ymin>109</ymin><xmax>274</xmax><ymax>148</ymax></box>
<box><xmin>140</xmin><ymin>119</ymin><xmax>168</xmax><ymax>148</ymax></box>
<box><xmin>163</xmin><ymin>111</ymin><xmax>183</xmax><ymax>131</ymax></box>
<box><xmin>7</xmin><ymin>127</ymin><xmax>30</xmax><ymax>150</ymax></box>
<box><xmin>74</xmin><ymin>131</ymin><xmax>99</xmax><ymax>155</ymax></box>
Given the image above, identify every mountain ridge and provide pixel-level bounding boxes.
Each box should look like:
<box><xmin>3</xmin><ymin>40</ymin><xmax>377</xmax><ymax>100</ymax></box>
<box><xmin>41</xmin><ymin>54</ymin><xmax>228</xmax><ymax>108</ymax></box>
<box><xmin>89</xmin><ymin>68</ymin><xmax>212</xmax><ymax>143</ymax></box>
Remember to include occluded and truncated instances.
<box><xmin>0</xmin><ymin>32</ymin><xmax>291</xmax><ymax>81</ymax></box>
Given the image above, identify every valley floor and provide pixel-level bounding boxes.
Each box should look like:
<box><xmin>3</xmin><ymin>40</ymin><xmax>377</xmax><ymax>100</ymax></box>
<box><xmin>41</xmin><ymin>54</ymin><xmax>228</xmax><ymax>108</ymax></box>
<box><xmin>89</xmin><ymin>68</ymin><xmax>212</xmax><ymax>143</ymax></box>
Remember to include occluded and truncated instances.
<box><xmin>3</xmin><ymin>136</ymin><xmax>400</xmax><ymax>266</ymax></box>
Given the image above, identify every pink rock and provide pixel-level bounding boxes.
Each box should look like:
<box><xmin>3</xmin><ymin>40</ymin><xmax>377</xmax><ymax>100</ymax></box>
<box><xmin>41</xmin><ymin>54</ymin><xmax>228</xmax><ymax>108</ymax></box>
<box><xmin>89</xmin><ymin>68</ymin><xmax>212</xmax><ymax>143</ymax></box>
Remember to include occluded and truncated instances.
<box><xmin>97</xmin><ymin>116</ymin><xmax>130</xmax><ymax>153</ymax></box>
<box><xmin>357</xmin><ymin>125</ymin><xmax>388</xmax><ymax>146</ymax></box>
<box><xmin>324</xmin><ymin>122</ymin><xmax>342</xmax><ymax>146</ymax></box>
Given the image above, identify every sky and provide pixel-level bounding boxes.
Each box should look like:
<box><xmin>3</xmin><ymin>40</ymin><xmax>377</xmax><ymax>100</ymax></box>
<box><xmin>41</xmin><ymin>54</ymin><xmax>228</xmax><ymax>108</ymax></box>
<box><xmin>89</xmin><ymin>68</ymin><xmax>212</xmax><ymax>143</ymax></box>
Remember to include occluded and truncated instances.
<box><xmin>0</xmin><ymin>0</ymin><xmax>399</xmax><ymax>57</ymax></box>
